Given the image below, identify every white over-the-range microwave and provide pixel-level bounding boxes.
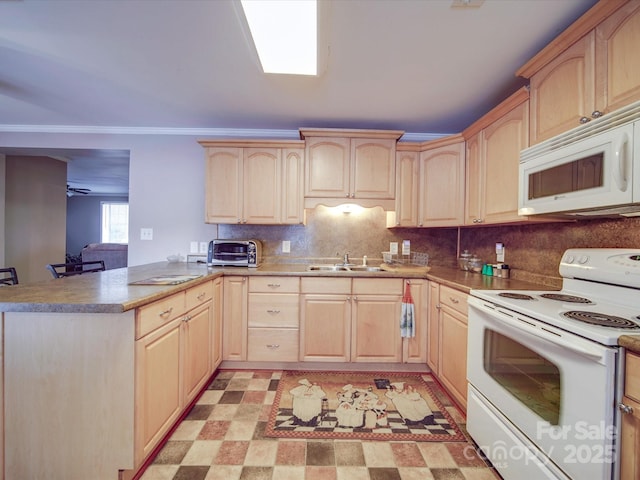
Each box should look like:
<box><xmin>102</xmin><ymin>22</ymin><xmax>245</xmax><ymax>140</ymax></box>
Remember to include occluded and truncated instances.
<box><xmin>519</xmin><ymin>100</ymin><xmax>640</xmax><ymax>218</ymax></box>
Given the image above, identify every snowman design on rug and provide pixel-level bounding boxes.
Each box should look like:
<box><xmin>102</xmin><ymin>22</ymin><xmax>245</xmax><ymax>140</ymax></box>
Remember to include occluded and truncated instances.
<box><xmin>385</xmin><ymin>381</ymin><xmax>435</xmax><ymax>425</ymax></box>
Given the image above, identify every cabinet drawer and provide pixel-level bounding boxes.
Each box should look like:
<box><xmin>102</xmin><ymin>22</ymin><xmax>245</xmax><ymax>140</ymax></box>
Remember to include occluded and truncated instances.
<box><xmin>250</xmin><ymin>276</ymin><xmax>299</xmax><ymax>293</ymax></box>
<box><xmin>185</xmin><ymin>280</ymin><xmax>214</xmax><ymax>311</ymax></box>
<box><xmin>626</xmin><ymin>352</ymin><xmax>640</xmax><ymax>403</ymax></box>
<box><xmin>440</xmin><ymin>285</ymin><xmax>468</xmax><ymax>317</ymax></box>
<box><xmin>301</xmin><ymin>277</ymin><xmax>351</xmax><ymax>294</ymax></box>
<box><xmin>352</xmin><ymin>278</ymin><xmax>402</xmax><ymax>295</ymax></box>
<box><xmin>136</xmin><ymin>292</ymin><xmax>186</xmax><ymax>339</ymax></box>
<box><xmin>247</xmin><ymin>328</ymin><xmax>299</xmax><ymax>362</ymax></box>
<box><xmin>248</xmin><ymin>293</ymin><xmax>299</xmax><ymax>328</ymax></box>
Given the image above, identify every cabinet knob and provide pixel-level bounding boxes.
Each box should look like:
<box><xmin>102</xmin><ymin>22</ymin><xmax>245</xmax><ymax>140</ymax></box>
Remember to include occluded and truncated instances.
<box><xmin>266</xmin><ymin>309</ymin><xmax>281</xmax><ymax>314</ymax></box>
<box><xmin>267</xmin><ymin>283</ymin><xmax>281</xmax><ymax>288</ymax></box>
<box><xmin>591</xmin><ymin>110</ymin><xmax>603</xmax><ymax>118</ymax></box>
<box><xmin>579</xmin><ymin>116</ymin><xmax>591</xmax><ymax>124</ymax></box>
<box><xmin>619</xmin><ymin>402</ymin><xmax>634</xmax><ymax>414</ymax></box>
<box><xmin>436</xmin><ymin>304</ymin><xmax>441</xmax><ymax>310</ymax></box>
<box><xmin>266</xmin><ymin>344</ymin><xmax>280</xmax><ymax>349</ymax></box>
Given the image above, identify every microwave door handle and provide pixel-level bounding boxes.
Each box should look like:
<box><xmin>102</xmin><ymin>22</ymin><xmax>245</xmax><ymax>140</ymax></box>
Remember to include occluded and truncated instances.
<box><xmin>613</xmin><ymin>132</ymin><xmax>629</xmax><ymax>192</ymax></box>
<box><xmin>488</xmin><ymin>307</ymin><xmax>605</xmax><ymax>362</ymax></box>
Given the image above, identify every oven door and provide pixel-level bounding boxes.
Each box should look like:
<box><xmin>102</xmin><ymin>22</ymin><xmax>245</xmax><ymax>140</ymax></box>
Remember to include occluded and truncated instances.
<box><xmin>467</xmin><ymin>296</ymin><xmax>618</xmax><ymax>480</ymax></box>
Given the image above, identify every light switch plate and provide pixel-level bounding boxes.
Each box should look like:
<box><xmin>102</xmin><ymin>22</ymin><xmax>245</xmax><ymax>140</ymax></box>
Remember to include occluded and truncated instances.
<box><xmin>140</xmin><ymin>228</ymin><xmax>153</xmax><ymax>241</ymax></box>
<box><xmin>199</xmin><ymin>242</ymin><xmax>208</xmax><ymax>254</ymax></box>
<box><xmin>282</xmin><ymin>240</ymin><xmax>291</xmax><ymax>253</ymax></box>
<box><xmin>190</xmin><ymin>241</ymin><xmax>199</xmax><ymax>253</ymax></box>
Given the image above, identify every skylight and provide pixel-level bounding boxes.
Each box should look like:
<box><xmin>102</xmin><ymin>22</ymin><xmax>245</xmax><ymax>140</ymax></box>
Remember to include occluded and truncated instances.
<box><xmin>240</xmin><ymin>0</ymin><xmax>318</xmax><ymax>76</ymax></box>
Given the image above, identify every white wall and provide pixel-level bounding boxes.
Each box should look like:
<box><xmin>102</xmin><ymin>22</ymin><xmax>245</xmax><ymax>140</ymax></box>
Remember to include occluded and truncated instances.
<box><xmin>0</xmin><ymin>132</ymin><xmax>221</xmax><ymax>266</ymax></box>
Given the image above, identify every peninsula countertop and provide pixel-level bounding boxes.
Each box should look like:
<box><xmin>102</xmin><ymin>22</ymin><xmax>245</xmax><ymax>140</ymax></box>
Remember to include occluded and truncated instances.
<box><xmin>0</xmin><ymin>261</ymin><xmax>552</xmax><ymax>314</ymax></box>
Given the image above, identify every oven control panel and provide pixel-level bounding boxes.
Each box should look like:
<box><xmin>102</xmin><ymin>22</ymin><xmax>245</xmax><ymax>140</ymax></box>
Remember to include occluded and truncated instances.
<box><xmin>560</xmin><ymin>248</ymin><xmax>640</xmax><ymax>288</ymax></box>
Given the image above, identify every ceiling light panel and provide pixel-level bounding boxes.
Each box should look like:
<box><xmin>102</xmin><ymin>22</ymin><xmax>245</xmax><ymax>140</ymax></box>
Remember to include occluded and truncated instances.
<box><xmin>241</xmin><ymin>0</ymin><xmax>318</xmax><ymax>75</ymax></box>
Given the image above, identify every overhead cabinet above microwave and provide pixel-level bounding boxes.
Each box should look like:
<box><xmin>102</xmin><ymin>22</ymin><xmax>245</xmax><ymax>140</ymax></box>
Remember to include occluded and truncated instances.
<box><xmin>518</xmin><ymin>101</ymin><xmax>640</xmax><ymax>218</ymax></box>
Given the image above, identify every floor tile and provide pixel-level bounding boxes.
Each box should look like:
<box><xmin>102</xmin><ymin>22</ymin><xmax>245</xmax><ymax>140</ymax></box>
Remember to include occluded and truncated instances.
<box><xmin>138</xmin><ymin>370</ymin><xmax>500</xmax><ymax>480</ymax></box>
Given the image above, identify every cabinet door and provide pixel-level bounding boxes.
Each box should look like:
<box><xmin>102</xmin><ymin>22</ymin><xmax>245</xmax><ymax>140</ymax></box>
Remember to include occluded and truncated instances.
<box><xmin>620</xmin><ymin>394</ymin><xmax>640</xmax><ymax>480</ymax></box>
<box><xmin>183</xmin><ymin>303</ymin><xmax>212</xmax><ymax>405</ymax></box>
<box><xmin>529</xmin><ymin>32</ymin><xmax>596</xmax><ymax>144</ymax></box>
<box><xmin>222</xmin><ymin>276</ymin><xmax>248</xmax><ymax>361</ymax></box>
<box><xmin>482</xmin><ymin>101</ymin><xmax>529</xmax><ymax>224</ymax></box>
<box><xmin>305</xmin><ymin>137</ymin><xmax>350</xmax><ymax>198</ymax></box>
<box><xmin>205</xmin><ymin>147</ymin><xmax>243</xmax><ymax>224</ymax></box>
<box><xmin>212</xmin><ymin>277</ymin><xmax>223</xmax><ymax>369</ymax></box>
<box><xmin>394</xmin><ymin>149</ymin><xmax>419</xmax><ymax>227</ymax></box>
<box><xmin>426</xmin><ymin>281</ymin><xmax>440</xmax><ymax>373</ymax></box>
<box><xmin>403</xmin><ymin>279</ymin><xmax>428</xmax><ymax>364</ymax></box>
<box><xmin>464</xmin><ymin>133</ymin><xmax>483</xmax><ymax>225</ymax></box>
<box><xmin>243</xmin><ymin>148</ymin><xmax>281</xmax><ymax>224</ymax></box>
<box><xmin>351</xmin><ymin>294</ymin><xmax>402</xmax><ymax>362</ymax></box>
<box><xmin>351</xmin><ymin>138</ymin><xmax>396</xmax><ymax>199</ymax></box>
<box><xmin>595</xmin><ymin>1</ymin><xmax>640</xmax><ymax>115</ymax></box>
<box><xmin>135</xmin><ymin>317</ymin><xmax>182</xmax><ymax>464</ymax></box>
<box><xmin>439</xmin><ymin>305</ymin><xmax>468</xmax><ymax>409</ymax></box>
<box><xmin>282</xmin><ymin>148</ymin><xmax>305</xmax><ymax>224</ymax></box>
<box><xmin>418</xmin><ymin>141</ymin><xmax>465</xmax><ymax>227</ymax></box>
<box><xmin>300</xmin><ymin>294</ymin><xmax>351</xmax><ymax>362</ymax></box>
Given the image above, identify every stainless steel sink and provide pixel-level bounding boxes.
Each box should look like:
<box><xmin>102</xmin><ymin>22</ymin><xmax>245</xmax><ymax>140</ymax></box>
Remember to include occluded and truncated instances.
<box><xmin>306</xmin><ymin>265</ymin><xmax>382</xmax><ymax>273</ymax></box>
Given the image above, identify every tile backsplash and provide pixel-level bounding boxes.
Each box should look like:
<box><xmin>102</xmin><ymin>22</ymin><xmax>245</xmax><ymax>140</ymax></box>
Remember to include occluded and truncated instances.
<box><xmin>218</xmin><ymin>207</ymin><xmax>640</xmax><ymax>286</ymax></box>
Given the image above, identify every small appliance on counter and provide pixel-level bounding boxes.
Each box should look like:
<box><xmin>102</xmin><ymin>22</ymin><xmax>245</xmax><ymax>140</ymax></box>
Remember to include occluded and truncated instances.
<box><xmin>207</xmin><ymin>239</ymin><xmax>262</xmax><ymax>267</ymax></box>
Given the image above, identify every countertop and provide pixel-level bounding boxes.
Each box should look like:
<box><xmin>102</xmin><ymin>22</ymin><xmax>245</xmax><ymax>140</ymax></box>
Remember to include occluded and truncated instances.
<box><xmin>619</xmin><ymin>335</ymin><xmax>640</xmax><ymax>355</ymax></box>
<box><xmin>0</xmin><ymin>261</ymin><xmax>551</xmax><ymax>314</ymax></box>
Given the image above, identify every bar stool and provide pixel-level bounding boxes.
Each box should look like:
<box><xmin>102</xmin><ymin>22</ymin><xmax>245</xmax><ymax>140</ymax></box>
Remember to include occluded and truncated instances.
<box><xmin>0</xmin><ymin>267</ymin><xmax>19</xmax><ymax>286</ymax></box>
<box><xmin>46</xmin><ymin>260</ymin><xmax>105</xmax><ymax>279</ymax></box>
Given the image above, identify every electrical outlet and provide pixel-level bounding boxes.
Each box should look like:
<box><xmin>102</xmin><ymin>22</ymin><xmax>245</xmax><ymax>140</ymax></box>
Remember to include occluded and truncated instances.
<box><xmin>140</xmin><ymin>228</ymin><xmax>153</xmax><ymax>241</ymax></box>
<box><xmin>282</xmin><ymin>240</ymin><xmax>290</xmax><ymax>253</ymax></box>
<box><xmin>190</xmin><ymin>241</ymin><xmax>199</xmax><ymax>253</ymax></box>
<box><xmin>199</xmin><ymin>242</ymin><xmax>208</xmax><ymax>254</ymax></box>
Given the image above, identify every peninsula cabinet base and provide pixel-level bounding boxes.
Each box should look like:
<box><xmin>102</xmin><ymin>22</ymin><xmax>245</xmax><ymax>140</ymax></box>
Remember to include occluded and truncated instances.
<box><xmin>3</xmin><ymin>311</ymin><xmax>136</xmax><ymax>480</ymax></box>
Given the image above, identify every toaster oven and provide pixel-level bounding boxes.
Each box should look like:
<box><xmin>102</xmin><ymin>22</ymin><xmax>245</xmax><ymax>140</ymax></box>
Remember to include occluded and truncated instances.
<box><xmin>207</xmin><ymin>239</ymin><xmax>262</xmax><ymax>267</ymax></box>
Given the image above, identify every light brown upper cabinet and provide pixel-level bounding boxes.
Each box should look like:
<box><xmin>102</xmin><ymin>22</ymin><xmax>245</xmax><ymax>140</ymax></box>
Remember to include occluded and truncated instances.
<box><xmin>200</xmin><ymin>140</ymin><xmax>304</xmax><ymax>225</ymax></box>
<box><xmin>389</xmin><ymin>135</ymin><xmax>465</xmax><ymax>228</ymax></box>
<box><xmin>464</xmin><ymin>89</ymin><xmax>530</xmax><ymax>226</ymax></box>
<box><xmin>300</xmin><ymin>128</ymin><xmax>403</xmax><ymax>210</ymax></box>
<box><xmin>517</xmin><ymin>0</ymin><xmax>640</xmax><ymax>144</ymax></box>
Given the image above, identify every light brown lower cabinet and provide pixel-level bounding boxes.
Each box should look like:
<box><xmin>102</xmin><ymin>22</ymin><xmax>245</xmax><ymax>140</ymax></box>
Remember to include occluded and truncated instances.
<box><xmin>427</xmin><ymin>281</ymin><xmax>468</xmax><ymax>409</ymax></box>
<box><xmin>133</xmin><ymin>280</ymin><xmax>215</xmax><ymax>473</ymax></box>
<box><xmin>222</xmin><ymin>276</ymin><xmax>248</xmax><ymax>361</ymax></box>
<box><xmin>620</xmin><ymin>351</ymin><xmax>640</xmax><ymax>480</ymax></box>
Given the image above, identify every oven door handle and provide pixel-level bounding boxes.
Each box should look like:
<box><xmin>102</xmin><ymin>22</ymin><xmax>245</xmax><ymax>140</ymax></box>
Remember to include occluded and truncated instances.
<box><xmin>488</xmin><ymin>306</ymin><xmax>605</xmax><ymax>362</ymax></box>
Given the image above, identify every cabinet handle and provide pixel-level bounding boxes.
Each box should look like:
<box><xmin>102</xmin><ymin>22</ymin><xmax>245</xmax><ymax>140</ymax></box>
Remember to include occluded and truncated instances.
<box><xmin>159</xmin><ymin>307</ymin><xmax>173</xmax><ymax>317</ymax></box>
<box><xmin>591</xmin><ymin>110</ymin><xmax>603</xmax><ymax>118</ymax></box>
<box><xmin>449</xmin><ymin>297</ymin><xmax>459</xmax><ymax>304</ymax></box>
<box><xmin>345</xmin><ymin>193</ymin><xmax>350</xmax><ymax>198</ymax></box>
<box><xmin>267</xmin><ymin>283</ymin><xmax>281</xmax><ymax>288</ymax></box>
<box><xmin>197</xmin><ymin>293</ymin><xmax>206</xmax><ymax>300</ymax></box>
<box><xmin>266</xmin><ymin>344</ymin><xmax>280</xmax><ymax>349</ymax></box>
<box><xmin>579</xmin><ymin>116</ymin><xmax>591</xmax><ymax>124</ymax></box>
<box><xmin>183</xmin><ymin>315</ymin><xmax>191</xmax><ymax>323</ymax></box>
<box><xmin>619</xmin><ymin>403</ymin><xmax>634</xmax><ymax>414</ymax></box>
<box><xmin>266</xmin><ymin>309</ymin><xmax>281</xmax><ymax>314</ymax></box>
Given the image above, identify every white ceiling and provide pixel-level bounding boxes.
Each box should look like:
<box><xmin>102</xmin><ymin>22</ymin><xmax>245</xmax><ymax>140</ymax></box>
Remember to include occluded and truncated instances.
<box><xmin>0</xmin><ymin>0</ymin><xmax>599</xmax><ymax>194</ymax></box>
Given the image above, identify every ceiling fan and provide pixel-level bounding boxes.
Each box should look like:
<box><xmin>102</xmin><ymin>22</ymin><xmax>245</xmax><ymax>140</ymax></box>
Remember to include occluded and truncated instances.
<box><xmin>67</xmin><ymin>185</ymin><xmax>91</xmax><ymax>197</ymax></box>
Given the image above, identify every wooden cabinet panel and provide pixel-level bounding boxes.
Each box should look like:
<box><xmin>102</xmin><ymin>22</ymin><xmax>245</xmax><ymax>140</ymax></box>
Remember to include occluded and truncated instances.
<box><xmin>248</xmin><ymin>293</ymin><xmax>299</xmax><ymax>328</ymax></box>
<box><xmin>418</xmin><ymin>141</ymin><xmax>465</xmax><ymax>227</ymax></box>
<box><xmin>250</xmin><ymin>276</ymin><xmax>299</xmax><ymax>293</ymax></box>
<box><xmin>439</xmin><ymin>286</ymin><xmax>468</xmax><ymax>319</ymax></box>
<box><xmin>439</xmin><ymin>305</ymin><xmax>468</xmax><ymax>409</ymax></box>
<box><xmin>620</xmin><ymin>352</ymin><xmax>640</xmax><ymax>480</ymax></box>
<box><xmin>350</xmin><ymin>138</ymin><xmax>396</xmax><ymax>199</ymax></box>
<box><xmin>595</xmin><ymin>1</ymin><xmax>640</xmax><ymax>115</ymax></box>
<box><xmin>403</xmin><ymin>279</ymin><xmax>428</xmax><ymax>364</ymax></box>
<box><xmin>464</xmin><ymin>133</ymin><xmax>483</xmax><ymax>226</ymax></box>
<box><xmin>427</xmin><ymin>281</ymin><xmax>440</xmax><ymax>372</ymax></box>
<box><xmin>305</xmin><ymin>136</ymin><xmax>351</xmax><ymax>197</ymax></box>
<box><xmin>135</xmin><ymin>317</ymin><xmax>182</xmax><ymax>464</ymax></box>
<box><xmin>247</xmin><ymin>328</ymin><xmax>299</xmax><ymax>362</ymax></box>
<box><xmin>205</xmin><ymin>147</ymin><xmax>243</xmax><ymax>224</ymax></box>
<box><xmin>529</xmin><ymin>33</ymin><xmax>595</xmax><ymax>144</ymax></box>
<box><xmin>136</xmin><ymin>291</ymin><xmax>185</xmax><ymax>340</ymax></box>
<box><xmin>243</xmin><ymin>148</ymin><xmax>281</xmax><ymax>224</ymax></box>
<box><xmin>282</xmin><ymin>148</ymin><xmax>305</xmax><ymax>224</ymax></box>
<box><xmin>223</xmin><ymin>276</ymin><xmax>248</xmax><ymax>361</ymax></box>
<box><xmin>393</xmin><ymin>148</ymin><xmax>419</xmax><ymax>227</ymax></box>
<box><xmin>212</xmin><ymin>277</ymin><xmax>223</xmax><ymax>369</ymax></box>
<box><xmin>183</xmin><ymin>303</ymin><xmax>212</xmax><ymax>405</ymax></box>
<box><xmin>185</xmin><ymin>280</ymin><xmax>213</xmax><ymax>312</ymax></box>
<box><xmin>351</xmin><ymin>294</ymin><xmax>402</xmax><ymax>362</ymax></box>
<box><xmin>300</xmin><ymin>293</ymin><xmax>351</xmax><ymax>362</ymax></box>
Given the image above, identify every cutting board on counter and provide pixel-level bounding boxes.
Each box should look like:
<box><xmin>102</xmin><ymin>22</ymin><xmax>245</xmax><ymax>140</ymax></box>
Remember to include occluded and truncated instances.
<box><xmin>380</xmin><ymin>263</ymin><xmax>431</xmax><ymax>274</ymax></box>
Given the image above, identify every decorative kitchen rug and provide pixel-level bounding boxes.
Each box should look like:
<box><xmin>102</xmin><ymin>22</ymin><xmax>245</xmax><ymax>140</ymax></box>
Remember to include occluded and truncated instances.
<box><xmin>265</xmin><ymin>371</ymin><xmax>466</xmax><ymax>442</ymax></box>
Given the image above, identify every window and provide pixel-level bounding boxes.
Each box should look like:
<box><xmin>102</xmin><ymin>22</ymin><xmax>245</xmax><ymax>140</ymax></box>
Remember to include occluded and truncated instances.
<box><xmin>101</xmin><ymin>202</ymin><xmax>129</xmax><ymax>243</ymax></box>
